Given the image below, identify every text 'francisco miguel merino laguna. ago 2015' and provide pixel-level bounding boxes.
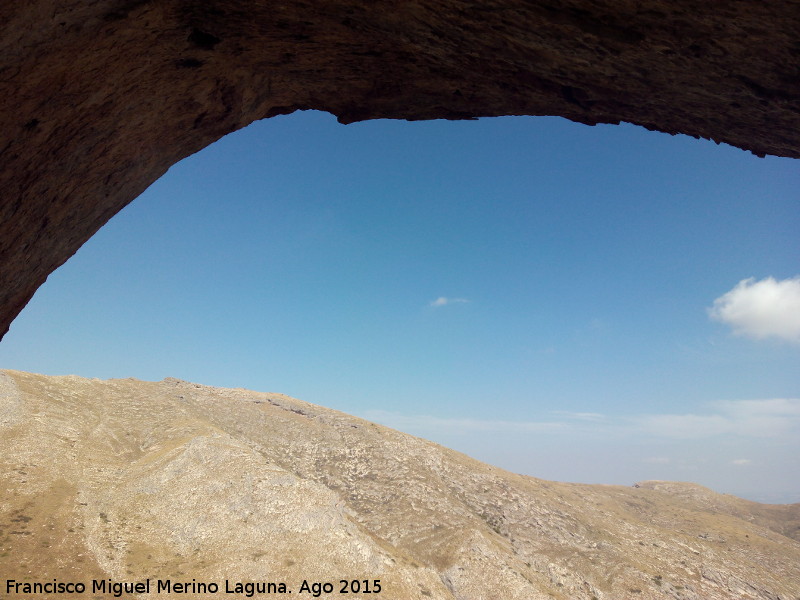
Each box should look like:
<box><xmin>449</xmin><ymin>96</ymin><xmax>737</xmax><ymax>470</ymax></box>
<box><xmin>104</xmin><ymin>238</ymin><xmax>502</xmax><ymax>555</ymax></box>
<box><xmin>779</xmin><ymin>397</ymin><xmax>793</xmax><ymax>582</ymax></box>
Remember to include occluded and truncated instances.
<box><xmin>5</xmin><ymin>578</ymin><xmax>383</xmax><ymax>598</ymax></box>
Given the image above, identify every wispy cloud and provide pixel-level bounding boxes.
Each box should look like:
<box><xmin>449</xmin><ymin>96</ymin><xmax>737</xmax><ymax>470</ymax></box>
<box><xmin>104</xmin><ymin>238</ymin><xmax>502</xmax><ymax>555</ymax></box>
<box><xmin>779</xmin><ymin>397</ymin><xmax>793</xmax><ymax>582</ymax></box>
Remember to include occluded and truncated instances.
<box><xmin>589</xmin><ymin>318</ymin><xmax>609</xmax><ymax>332</ymax></box>
<box><xmin>360</xmin><ymin>399</ymin><xmax>800</xmax><ymax>442</ymax></box>
<box><xmin>429</xmin><ymin>296</ymin><xmax>470</xmax><ymax>308</ymax></box>
<box><xmin>708</xmin><ymin>276</ymin><xmax>800</xmax><ymax>343</ymax></box>
<box><xmin>361</xmin><ymin>410</ymin><xmax>566</xmax><ymax>434</ymax></box>
<box><xmin>632</xmin><ymin>399</ymin><xmax>800</xmax><ymax>439</ymax></box>
<box><xmin>731</xmin><ymin>459</ymin><xmax>753</xmax><ymax>466</ymax></box>
<box><xmin>553</xmin><ymin>411</ymin><xmax>606</xmax><ymax>423</ymax></box>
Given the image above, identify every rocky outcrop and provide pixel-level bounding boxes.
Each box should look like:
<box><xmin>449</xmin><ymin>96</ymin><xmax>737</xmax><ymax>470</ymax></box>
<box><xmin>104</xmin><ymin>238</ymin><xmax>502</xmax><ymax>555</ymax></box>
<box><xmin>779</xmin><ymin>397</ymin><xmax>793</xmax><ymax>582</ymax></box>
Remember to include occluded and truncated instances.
<box><xmin>2</xmin><ymin>1</ymin><xmax>799</xmax><ymax>339</ymax></box>
<box><xmin>2</xmin><ymin>370</ymin><xmax>799</xmax><ymax>599</ymax></box>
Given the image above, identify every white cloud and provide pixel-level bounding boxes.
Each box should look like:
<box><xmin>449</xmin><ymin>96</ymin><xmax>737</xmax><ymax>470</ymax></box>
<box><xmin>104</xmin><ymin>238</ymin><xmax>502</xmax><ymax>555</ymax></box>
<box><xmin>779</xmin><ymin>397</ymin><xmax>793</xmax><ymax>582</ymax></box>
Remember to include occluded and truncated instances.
<box><xmin>361</xmin><ymin>410</ymin><xmax>566</xmax><ymax>434</ymax></box>
<box><xmin>714</xmin><ymin>397</ymin><xmax>800</xmax><ymax>418</ymax></box>
<box><xmin>357</xmin><ymin>401</ymin><xmax>799</xmax><ymax>503</ymax></box>
<box><xmin>358</xmin><ymin>399</ymin><xmax>800</xmax><ymax>453</ymax></box>
<box><xmin>632</xmin><ymin>399</ymin><xmax>800</xmax><ymax>439</ymax></box>
<box><xmin>642</xmin><ymin>457</ymin><xmax>671</xmax><ymax>464</ymax></box>
<box><xmin>429</xmin><ymin>296</ymin><xmax>470</xmax><ymax>308</ymax></box>
<box><xmin>708</xmin><ymin>276</ymin><xmax>800</xmax><ymax>343</ymax></box>
<box><xmin>635</xmin><ymin>413</ymin><xmax>732</xmax><ymax>438</ymax></box>
<box><xmin>553</xmin><ymin>411</ymin><xmax>606</xmax><ymax>422</ymax></box>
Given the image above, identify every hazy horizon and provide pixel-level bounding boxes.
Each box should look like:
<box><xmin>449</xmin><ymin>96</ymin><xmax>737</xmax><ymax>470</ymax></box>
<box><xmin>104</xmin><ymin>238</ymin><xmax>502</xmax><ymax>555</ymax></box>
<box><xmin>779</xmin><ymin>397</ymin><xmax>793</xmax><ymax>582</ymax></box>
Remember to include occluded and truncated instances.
<box><xmin>1</xmin><ymin>110</ymin><xmax>798</xmax><ymax>503</ymax></box>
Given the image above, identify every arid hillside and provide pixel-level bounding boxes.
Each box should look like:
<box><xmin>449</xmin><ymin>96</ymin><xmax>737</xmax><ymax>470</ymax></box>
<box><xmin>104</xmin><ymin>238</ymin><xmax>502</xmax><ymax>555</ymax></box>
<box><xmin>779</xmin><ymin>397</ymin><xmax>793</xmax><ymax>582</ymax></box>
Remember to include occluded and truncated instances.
<box><xmin>1</xmin><ymin>370</ymin><xmax>798</xmax><ymax>599</ymax></box>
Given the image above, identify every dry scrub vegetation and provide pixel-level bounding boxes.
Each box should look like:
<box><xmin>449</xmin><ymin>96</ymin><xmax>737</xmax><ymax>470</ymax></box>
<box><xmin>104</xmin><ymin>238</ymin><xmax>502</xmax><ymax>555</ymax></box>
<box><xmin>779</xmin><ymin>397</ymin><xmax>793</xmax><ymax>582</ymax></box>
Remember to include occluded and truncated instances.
<box><xmin>1</xmin><ymin>370</ymin><xmax>798</xmax><ymax>599</ymax></box>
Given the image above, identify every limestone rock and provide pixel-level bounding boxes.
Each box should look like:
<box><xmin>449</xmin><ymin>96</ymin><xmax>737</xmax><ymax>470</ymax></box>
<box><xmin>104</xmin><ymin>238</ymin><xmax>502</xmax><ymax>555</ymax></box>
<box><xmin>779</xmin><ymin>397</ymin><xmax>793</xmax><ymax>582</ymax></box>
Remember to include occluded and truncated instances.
<box><xmin>2</xmin><ymin>370</ymin><xmax>799</xmax><ymax>599</ymax></box>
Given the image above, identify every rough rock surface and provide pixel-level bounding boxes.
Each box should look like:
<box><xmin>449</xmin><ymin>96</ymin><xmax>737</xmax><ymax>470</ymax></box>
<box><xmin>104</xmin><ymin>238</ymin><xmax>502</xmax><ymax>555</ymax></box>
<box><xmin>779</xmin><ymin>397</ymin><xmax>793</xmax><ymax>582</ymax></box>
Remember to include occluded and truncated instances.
<box><xmin>2</xmin><ymin>1</ymin><xmax>800</xmax><ymax>340</ymax></box>
<box><xmin>2</xmin><ymin>370</ymin><xmax>799</xmax><ymax>600</ymax></box>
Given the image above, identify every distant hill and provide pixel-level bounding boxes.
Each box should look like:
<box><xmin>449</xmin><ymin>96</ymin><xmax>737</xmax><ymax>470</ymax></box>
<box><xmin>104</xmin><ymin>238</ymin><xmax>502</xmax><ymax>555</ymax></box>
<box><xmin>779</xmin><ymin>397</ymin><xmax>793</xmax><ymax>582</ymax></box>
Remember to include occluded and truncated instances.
<box><xmin>1</xmin><ymin>370</ymin><xmax>798</xmax><ymax>600</ymax></box>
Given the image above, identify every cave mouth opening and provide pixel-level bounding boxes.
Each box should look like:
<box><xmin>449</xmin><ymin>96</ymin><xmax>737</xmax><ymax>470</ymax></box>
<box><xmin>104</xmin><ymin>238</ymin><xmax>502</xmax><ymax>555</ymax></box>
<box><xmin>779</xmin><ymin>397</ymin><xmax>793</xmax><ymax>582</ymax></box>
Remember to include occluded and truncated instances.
<box><xmin>1</xmin><ymin>110</ymin><xmax>797</xmax><ymax>497</ymax></box>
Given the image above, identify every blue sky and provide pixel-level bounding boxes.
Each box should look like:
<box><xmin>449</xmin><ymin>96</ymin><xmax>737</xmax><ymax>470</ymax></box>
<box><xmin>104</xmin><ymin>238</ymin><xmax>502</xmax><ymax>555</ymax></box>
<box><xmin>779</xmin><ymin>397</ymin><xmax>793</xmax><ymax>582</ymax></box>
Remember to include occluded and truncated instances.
<box><xmin>2</xmin><ymin>111</ymin><xmax>799</xmax><ymax>502</ymax></box>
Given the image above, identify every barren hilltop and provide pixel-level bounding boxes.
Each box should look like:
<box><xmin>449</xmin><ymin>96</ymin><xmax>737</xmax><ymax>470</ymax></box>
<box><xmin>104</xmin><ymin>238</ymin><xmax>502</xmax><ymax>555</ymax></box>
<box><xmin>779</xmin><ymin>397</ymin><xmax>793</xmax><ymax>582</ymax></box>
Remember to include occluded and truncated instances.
<box><xmin>1</xmin><ymin>370</ymin><xmax>798</xmax><ymax>599</ymax></box>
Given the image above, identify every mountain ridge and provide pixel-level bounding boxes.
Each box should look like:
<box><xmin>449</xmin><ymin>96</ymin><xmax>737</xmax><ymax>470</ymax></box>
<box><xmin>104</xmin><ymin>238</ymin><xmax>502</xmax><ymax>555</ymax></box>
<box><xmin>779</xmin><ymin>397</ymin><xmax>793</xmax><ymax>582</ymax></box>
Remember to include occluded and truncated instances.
<box><xmin>1</xmin><ymin>369</ymin><xmax>798</xmax><ymax>599</ymax></box>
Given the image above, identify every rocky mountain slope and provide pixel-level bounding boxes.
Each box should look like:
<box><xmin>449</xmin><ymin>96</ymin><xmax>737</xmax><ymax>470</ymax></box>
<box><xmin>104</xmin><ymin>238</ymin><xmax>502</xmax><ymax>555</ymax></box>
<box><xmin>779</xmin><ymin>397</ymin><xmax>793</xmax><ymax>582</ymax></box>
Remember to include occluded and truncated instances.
<box><xmin>1</xmin><ymin>370</ymin><xmax>798</xmax><ymax>599</ymax></box>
